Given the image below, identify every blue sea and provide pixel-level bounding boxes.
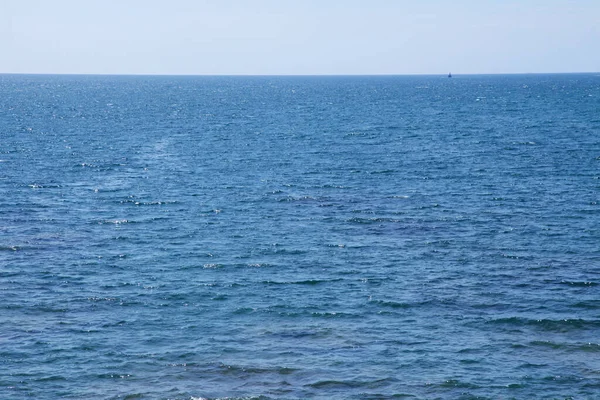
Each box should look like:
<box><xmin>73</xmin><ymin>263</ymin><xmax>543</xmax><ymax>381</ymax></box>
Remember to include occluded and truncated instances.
<box><xmin>1</xmin><ymin>73</ymin><xmax>599</xmax><ymax>399</ymax></box>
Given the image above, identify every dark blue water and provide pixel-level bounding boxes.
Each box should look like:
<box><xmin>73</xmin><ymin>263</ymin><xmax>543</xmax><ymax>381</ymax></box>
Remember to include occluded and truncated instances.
<box><xmin>1</xmin><ymin>74</ymin><xmax>599</xmax><ymax>399</ymax></box>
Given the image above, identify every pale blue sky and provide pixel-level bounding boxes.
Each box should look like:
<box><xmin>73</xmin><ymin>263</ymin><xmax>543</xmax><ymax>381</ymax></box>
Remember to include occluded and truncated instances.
<box><xmin>2</xmin><ymin>0</ymin><xmax>599</xmax><ymax>75</ymax></box>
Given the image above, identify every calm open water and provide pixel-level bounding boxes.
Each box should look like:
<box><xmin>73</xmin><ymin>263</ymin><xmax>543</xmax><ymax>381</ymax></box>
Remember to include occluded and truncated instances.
<box><xmin>1</xmin><ymin>74</ymin><xmax>599</xmax><ymax>399</ymax></box>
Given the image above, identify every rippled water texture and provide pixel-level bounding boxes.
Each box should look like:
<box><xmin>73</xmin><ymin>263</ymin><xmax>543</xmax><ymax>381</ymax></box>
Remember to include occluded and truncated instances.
<box><xmin>1</xmin><ymin>74</ymin><xmax>599</xmax><ymax>399</ymax></box>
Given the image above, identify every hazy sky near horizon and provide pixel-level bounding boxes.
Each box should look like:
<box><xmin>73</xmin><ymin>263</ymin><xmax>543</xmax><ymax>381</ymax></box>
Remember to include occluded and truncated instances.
<box><xmin>2</xmin><ymin>0</ymin><xmax>599</xmax><ymax>75</ymax></box>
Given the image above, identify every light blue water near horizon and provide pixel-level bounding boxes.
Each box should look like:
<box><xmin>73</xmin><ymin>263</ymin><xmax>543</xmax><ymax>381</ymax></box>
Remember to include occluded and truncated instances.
<box><xmin>0</xmin><ymin>73</ymin><xmax>599</xmax><ymax>399</ymax></box>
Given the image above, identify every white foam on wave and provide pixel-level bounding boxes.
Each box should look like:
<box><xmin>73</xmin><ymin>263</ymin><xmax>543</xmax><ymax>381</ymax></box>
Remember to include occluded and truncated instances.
<box><xmin>102</xmin><ymin>219</ymin><xmax>129</xmax><ymax>224</ymax></box>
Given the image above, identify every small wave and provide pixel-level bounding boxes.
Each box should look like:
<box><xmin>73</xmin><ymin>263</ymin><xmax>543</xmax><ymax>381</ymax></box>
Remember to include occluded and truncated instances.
<box><xmin>98</xmin><ymin>219</ymin><xmax>132</xmax><ymax>225</ymax></box>
<box><xmin>349</xmin><ymin>393</ymin><xmax>417</xmax><ymax>399</ymax></box>
<box><xmin>272</xmin><ymin>248</ymin><xmax>308</xmax><ymax>255</ymax></box>
<box><xmin>306</xmin><ymin>379</ymin><xmax>367</xmax><ymax>389</ymax></box>
<box><xmin>27</xmin><ymin>183</ymin><xmax>62</xmax><ymax>189</ymax></box>
<box><xmin>246</xmin><ymin>263</ymin><xmax>273</xmax><ymax>268</ymax></box>
<box><xmin>307</xmin><ymin>377</ymin><xmax>398</xmax><ymax>389</ymax></box>
<box><xmin>34</xmin><ymin>375</ymin><xmax>67</xmax><ymax>382</ymax></box>
<box><xmin>438</xmin><ymin>379</ymin><xmax>480</xmax><ymax>389</ymax></box>
<box><xmin>518</xmin><ymin>362</ymin><xmax>549</xmax><ymax>368</ymax></box>
<box><xmin>123</xmin><ymin>394</ymin><xmax>144</xmax><ymax>400</ymax></box>
<box><xmin>87</xmin><ymin>296</ymin><xmax>120</xmax><ymax>303</ymax></box>
<box><xmin>232</xmin><ymin>307</ymin><xmax>257</xmax><ymax>314</ymax></box>
<box><xmin>0</xmin><ymin>245</ymin><xmax>20</xmax><ymax>251</ymax></box>
<box><xmin>529</xmin><ymin>340</ymin><xmax>600</xmax><ymax>352</ymax></box>
<box><xmin>191</xmin><ymin>396</ymin><xmax>270</xmax><ymax>400</ymax></box>
<box><xmin>101</xmin><ymin>320</ymin><xmax>128</xmax><ymax>328</ymax></box>
<box><xmin>119</xmin><ymin>199</ymin><xmax>179</xmax><ymax>206</ymax></box>
<box><xmin>369</xmin><ymin>300</ymin><xmax>412</xmax><ymax>309</ymax></box>
<box><xmin>217</xmin><ymin>363</ymin><xmax>297</xmax><ymax>378</ymax></box>
<box><xmin>541</xmin><ymin>374</ymin><xmax>585</xmax><ymax>383</ymax></box>
<box><xmin>203</xmin><ymin>263</ymin><xmax>223</xmax><ymax>269</ymax></box>
<box><xmin>96</xmin><ymin>373</ymin><xmax>132</xmax><ymax>379</ymax></box>
<box><xmin>310</xmin><ymin>311</ymin><xmax>354</xmax><ymax>318</ymax></box>
<box><xmin>261</xmin><ymin>278</ymin><xmax>340</xmax><ymax>285</ymax></box>
<box><xmin>78</xmin><ymin>162</ymin><xmax>126</xmax><ymax>171</ymax></box>
<box><xmin>500</xmin><ymin>253</ymin><xmax>534</xmax><ymax>260</ymax></box>
<box><xmin>34</xmin><ymin>304</ymin><xmax>68</xmax><ymax>313</ymax></box>
<box><xmin>320</xmin><ymin>184</ymin><xmax>348</xmax><ymax>189</ymax></box>
<box><xmin>512</xmin><ymin>141</ymin><xmax>537</xmax><ymax>145</ymax></box>
<box><xmin>572</xmin><ymin>300</ymin><xmax>600</xmax><ymax>309</ymax></box>
<box><xmin>347</xmin><ymin>217</ymin><xmax>401</xmax><ymax>224</ymax></box>
<box><xmin>277</xmin><ymin>195</ymin><xmax>318</xmax><ymax>202</ymax></box>
<box><xmin>506</xmin><ymin>383</ymin><xmax>525</xmax><ymax>389</ymax></box>
<box><xmin>459</xmin><ymin>358</ymin><xmax>480</xmax><ymax>365</ymax></box>
<box><xmin>560</xmin><ymin>280</ymin><xmax>597</xmax><ymax>287</ymax></box>
<box><xmin>488</xmin><ymin>317</ymin><xmax>600</xmax><ymax>332</ymax></box>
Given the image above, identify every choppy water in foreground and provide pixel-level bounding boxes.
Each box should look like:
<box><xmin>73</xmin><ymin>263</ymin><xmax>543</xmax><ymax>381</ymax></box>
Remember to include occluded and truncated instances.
<box><xmin>1</xmin><ymin>74</ymin><xmax>599</xmax><ymax>399</ymax></box>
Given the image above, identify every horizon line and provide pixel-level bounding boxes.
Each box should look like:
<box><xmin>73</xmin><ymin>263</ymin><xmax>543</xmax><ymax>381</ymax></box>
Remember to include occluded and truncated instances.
<box><xmin>0</xmin><ymin>71</ymin><xmax>598</xmax><ymax>78</ymax></box>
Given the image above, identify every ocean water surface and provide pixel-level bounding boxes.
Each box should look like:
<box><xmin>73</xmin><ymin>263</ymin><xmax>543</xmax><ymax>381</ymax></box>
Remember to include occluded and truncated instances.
<box><xmin>1</xmin><ymin>74</ymin><xmax>599</xmax><ymax>399</ymax></box>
